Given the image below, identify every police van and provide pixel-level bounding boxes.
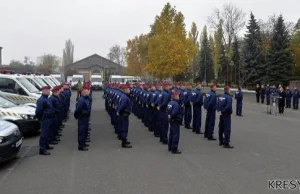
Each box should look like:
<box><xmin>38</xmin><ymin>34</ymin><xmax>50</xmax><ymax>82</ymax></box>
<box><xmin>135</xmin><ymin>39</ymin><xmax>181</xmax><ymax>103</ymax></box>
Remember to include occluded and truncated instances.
<box><xmin>0</xmin><ymin>120</ymin><xmax>23</xmax><ymax>163</ymax></box>
<box><xmin>109</xmin><ymin>75</ymin><xmax>141</xmax><ymax>84</ymax></box>
<box><xmin>45</xmin><ymin>75</ymin><xmax>60</xmax><ymax>86</ymax></box>
<box><xmin>91</xmin><ymin>74</ymin><xmax>103</xmax><ymax>90</ymax></box>
<box><xmin>51</xmin><ymin>74</ymin><xmax>64</xmax><ymax>83</ymax></box>
<box><xmin>0</xmin><ymin>95</ymin><xmax>39</xmax><ymax>134</ymax></box>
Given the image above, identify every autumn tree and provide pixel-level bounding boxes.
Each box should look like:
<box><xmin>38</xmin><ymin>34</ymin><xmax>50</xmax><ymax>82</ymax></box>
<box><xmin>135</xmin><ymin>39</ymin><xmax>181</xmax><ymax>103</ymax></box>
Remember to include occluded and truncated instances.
<box><xmin>146</xmin><ymin>3</ymin><xmax>196</xmax><ymax>79</ymax></box>
<box><xmin>291</xmin><ymin>19</ymin><xmax>300</xmax><ymax>78</ymax></box>
<box><xmin>38</xmin><ymin>54</ymin><xmax>60</xmax><ymax>74</ymax></box>
<box><xmin>126</xmin><ymin>34</ymin><xmax>149</xmax><ymax>76</ymax></box>
<box><xmin>107</xmin><ymin>44</ymin><xmax>126</xmax><ymax>66</ymax></box>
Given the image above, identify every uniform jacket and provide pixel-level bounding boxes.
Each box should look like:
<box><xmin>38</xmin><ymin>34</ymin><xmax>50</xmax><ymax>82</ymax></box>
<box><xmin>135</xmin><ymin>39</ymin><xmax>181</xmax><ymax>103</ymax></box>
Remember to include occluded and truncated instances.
<box><xmin>183</xmin><ymin>89</ymin><xmax>192</xmax><ymax>106</ymax></box>
<box><xmin>117</xmin><ymin>92</ymin><xmax>131</xmax><ymax>115</ymax></box>
<box><xmin>204</xmin><ymin>90</ymin><xmax>217</xmax><ymax>112</ymax></box>
<box><xmin>235</xmin><ymin>89</ymin><xmax>243</xmax><ymax>102</ymax></box>
<box><xmin>218</xmin><ymin>92</ymin><xmax>233</xmax><ymax>115</ymax></box>
<box><xmin>167</xmin><ymin>99</ymin><xmax>181</xmax><ymax>122</ymax></box>
<box><xmin>192</xmin><ymin>88</ymin><xmax>203</xmax><ymax>106</ymax></box>
<box><xmin>35</xmin><ymin>94</ymin><xmax>54</xmax><ymax>121</ymax></box>
<box><xmin>74</xmin><ymin>96</ymin><xmax>90</xmax><ymax>119</ymax></box>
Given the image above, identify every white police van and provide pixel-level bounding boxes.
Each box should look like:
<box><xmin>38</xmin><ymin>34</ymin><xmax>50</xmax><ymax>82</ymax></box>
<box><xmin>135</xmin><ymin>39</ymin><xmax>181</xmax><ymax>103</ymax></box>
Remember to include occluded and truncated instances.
<box><xmin>91</xmin><ymin>74</ymin><xmax>103</xmax><ymax>90</ymax></box>
<box><xmin>0</xmin><ymin>120</ymin><xmax>23</xmax><ymax>163</ymax></box>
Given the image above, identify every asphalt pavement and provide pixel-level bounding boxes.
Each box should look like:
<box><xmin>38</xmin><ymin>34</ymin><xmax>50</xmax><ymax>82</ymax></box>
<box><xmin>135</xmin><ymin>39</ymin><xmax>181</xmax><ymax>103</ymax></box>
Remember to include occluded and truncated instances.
<box><xmin>0</xmin><ymin>91</ymin><xmax>300</xmax><ymax>194</ymax></box>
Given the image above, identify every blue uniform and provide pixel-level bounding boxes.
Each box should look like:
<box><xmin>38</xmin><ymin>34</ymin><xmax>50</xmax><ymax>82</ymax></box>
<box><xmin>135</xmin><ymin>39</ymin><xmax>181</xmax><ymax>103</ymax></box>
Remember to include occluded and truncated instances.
<box><xmin>235</xmin><ymin>89</ymin><xmax>243</xmax><ymax>116</ymax></box>
<box><xmin>285</xmin><ymin>89</ymin><xmax>292</xmax><ymax>108</ymax></box>
<box><xmin>183</xmin><ymin>89</ymin><xmax>192</xmax><ymax>127</ymax></box>
<box><xmin>293</xmin><ymin>89</ymin><xmax>299</xmax><ymax>109</ymax></box>
<box><xmin>48</xmin><ymin>95</ymin><xmax>61</xmax><ymax>141</ymax></box>
<box><xmin>218</xmin><ymin>92</ymin><xmax>233</xmax><ymax>144</ymax></box>
<box><xmin>158</xmin><ymin>89</ymin><xmax>171</xmax><ymax>143</ymax></box>
<box><xmin>151</xmin><ymin>90</ymin><xmax>160</xmax><ymax>136</ymax></box>
<box><xmin>74</xmin><ymin>96</ymin><xmax>90</xmax><ymax>148</ymax></box>
<box><xmin>167</xmin><ymin>99</ymin><xmax>181</xmax><ymax>152</ymax></box>
<box><xmin>204</xmin><ymin>90</ymin><xmax>217</xmax><ymax>138</ymax></box>
<box><xmin>178</xmin><ymin>88</ymin><xmax>185</xmax><ymax>125</ymax></box>
<box><xmin>192</xmin><ymin>88</ymin><xmax>203</xmax><ymax>133</ymax></box>
<box><xmin>35</xmin><ymin>94</ymin><xmax>55</xmax><ymax>152</ymax></box>
<box><xmin>117</xmin><ymin>91</ymin><xmax>131</xmax><ymax>144</ymax></box>
<box><xmin>266</xmin><ymin>86</ymin><xmax>271</xmax><ymax>105</ymax></box>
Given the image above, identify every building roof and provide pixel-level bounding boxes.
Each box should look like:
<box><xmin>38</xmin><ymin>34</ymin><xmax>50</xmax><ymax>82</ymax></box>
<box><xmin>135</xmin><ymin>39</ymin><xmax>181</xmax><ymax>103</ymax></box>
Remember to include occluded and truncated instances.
<box><xmin>67</xmin><ymin>54</ymin><xmax>122</xmax><ymax>70</ymax></box>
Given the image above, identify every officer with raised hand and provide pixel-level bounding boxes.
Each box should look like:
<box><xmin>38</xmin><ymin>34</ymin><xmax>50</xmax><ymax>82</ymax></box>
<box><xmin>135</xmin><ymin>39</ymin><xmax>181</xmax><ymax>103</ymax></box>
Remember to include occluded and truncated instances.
<box><xmin>204</xmin><ymin>84</ymin><xmax>217</xmax><ymax>140</ymax></box>
<box><xmin>235</xmin><ymin>85</ymin><xmax>243</xmax><ymax>117</ymax></box>
<box><xmin>48</xmin><ymin>86</ymin><xmax>61</xmax><ymax>145</ymax></box>
<box><xmin>192</xmin><ymin>82</ymin><xmax>203</xmax><ymax>134</ymax></box>
<box><xmin>74</xmin><ymin>86</ymin><xmax>91</xmax><ymax>151</ymax></box>
<box><xmin>157</xmin><ymin>82</ymin><xmax>171</xmax><ymax>144</ymax></box>
<box><xmin>35</xmin><ymin>85</ymin><xmax>54</xmax><ymax>155</ymax></box>
<box><xmin>117</xmin><ymin>84</ymin><xmax>132</xmax><ymax>148</ymax></box>
<box><xmin>167</xmin><ymin>90</ymin><xmax>182</xmax><ymax>154</ymax></box>
<box><xmin>293</xmin><ymin>87</ymin><xmax>299</xmax><ymax>110</ymax></box>
<box><xmin>183</xmin><ymin>83</ymin><xmax>193</xmax><ymax>129</ymax></box>
<box><xmin>218</xmin><ymin>86</ymin><xmax>234</xmax><ymax>149</ymax></box>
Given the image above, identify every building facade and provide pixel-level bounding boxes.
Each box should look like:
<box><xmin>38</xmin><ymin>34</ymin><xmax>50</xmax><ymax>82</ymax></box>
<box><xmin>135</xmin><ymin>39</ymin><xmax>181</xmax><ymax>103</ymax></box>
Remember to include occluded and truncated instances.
<box><xmin>67</xmin><ymin>54</ymin><xmax>124</xmax><ymax>81</ymax></box>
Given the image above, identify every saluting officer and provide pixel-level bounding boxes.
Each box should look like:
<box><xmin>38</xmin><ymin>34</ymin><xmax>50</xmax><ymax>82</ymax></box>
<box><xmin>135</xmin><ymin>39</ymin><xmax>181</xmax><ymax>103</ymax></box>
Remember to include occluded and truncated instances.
<box><xmin>183</xmin><ymin>83</ymin><xmax>193</xmax><ymax>129</ymax></box>
<box><xmin>218</xmin><ymin>86</ymin><xmax>234</xmax><ymax>148</ymax></box>
<box><xmin>167</xmin><ymin>90</ymin><xmax>182</xmax><ymax>154</ymax></box>
<box><xmin>74</xmin><ymin>86</ymin><xmax>91</xmax><ymax>151</ymax></box>
<box><xmin>35</xmin><ymin>85</ymin><xmax>55</xmax><ymax>155</ymax></box>
<box><xmin>48</xmin><ymin>86</ymin><xmax>62</xmax><ymax>145</ymax></box>
<box><xmin>191</xmin><ymin>82</ymin><xmax>203</xmax><ymax>134</ymax></box>
<box><xmin>117</xmin><ymin>84</ymin><xmax>132</xmax><ymax>148</ymax></box>
<box><xmin>204</xmin><ymin>84</ymin><xmax>217</xmax><ymax>140</ymax></box>
<box><xmin>235</xmin><ymin>86</ymin><xmax>243</xmax><ymax>116</ymax></box>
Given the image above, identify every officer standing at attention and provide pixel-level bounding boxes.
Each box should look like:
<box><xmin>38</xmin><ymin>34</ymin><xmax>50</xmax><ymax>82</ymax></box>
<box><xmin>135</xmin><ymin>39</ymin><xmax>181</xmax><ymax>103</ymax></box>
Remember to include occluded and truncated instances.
<box><xmin>204</xmin><ymin>84</ymin><xmax>217</xmax><ymax>140</ymax></box>
<box><xmin>285</xmin><ymin>86</ymin><xmax>292</xmax><ymax>108</ymax></box>
<box><xmin>74</xmin><ymin>86</ymin><xmax>91</xmax><ymax>151</ymax></box>
<box><xmin>117</xmin><ymin>84</ymin><xmax>132</xmax><ymax>148</ymax></box>
<box><xmin>293</xmin><ymin>87</ymin><xmax>299</xmax><ymax>110</ymax></box>
<box><xmin>266</xmin><ymin>84</ymin><xmax>271</xmax><ymax>107</ymax></box>
<box><xmin>183</xmin><ymin>83</ymin><xmax>193</xmax><ymax>129</ymax></box>
<box><xmin>48</xmin><ymin>86</ymin><xmax>62</xmax><ymax>145</ymax></box>
<box><xmin>235</xmin><ymin>86</ymin><xmax>243</xmax><ymax>117</ymax></box>
<box><xmin>179</xmin><ymin>83</ymin><xmax>186</xmax><ymax>125</ymax></box>
<box><xmin>35</xmin><ymin>85</ymin><xmax>54</xmax><ymax>155</ymax></box>
<box><xmin>260</xmin><ymin>85</ymin><xmax>266</xmax><ymax>104</ymax></box>
<box><xmin>217</xmin><ymin>86</ymin><xmax>234</xmax><ymax>149</ymax></box>
<box><xmin>191</xmin><ymin>82</ymin><xmax>203</xmax><ymax>134</ymax></box>
<box><xmin>151</xmin><ymin>84</ymin><xmax>161</xmax><ymax>138</ymax></box>
<box><xmin>255</xmin><ymin>84</ymin><xmax>260</xmax><ymax>103</ymax></box>
<box><xmin>167</xmin><ymin>90</ymin><xmax>182</xmax><ymax>154</ymax></box>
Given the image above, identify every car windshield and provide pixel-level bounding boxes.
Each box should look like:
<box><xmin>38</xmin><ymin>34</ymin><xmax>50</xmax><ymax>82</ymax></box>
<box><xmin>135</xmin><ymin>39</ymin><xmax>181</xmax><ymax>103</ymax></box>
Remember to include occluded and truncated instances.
<box><xmin>44</xmin><ymin>78</ymin><xmax>55</xmax><ymax>87</ymax></box>
<box><xmin>50</xmin><ymin>78</ymin><xmax>59</xmax><ymax>85</ymax></box>
<box><xmin>16</xmin><ymin>77</ymin><xmax>39</xmax><ymax>93</ymax></box>
<box><xmin>72</xmin><ymin>77</ymin><xmax>84</xmax><ymax>82</ymax></box>
<box><xmin>34</xmin><ymin>78</ymin><xmax>47</xmax><ymax>87</ymax></box>
<box><xmin>0</xmin><ymin>96</ymin><xmax>16</xmax><ymax>108</ymax></box>
<box><xmin>91</xmin><ymin>78</ymin><xmax>102</xmax><ymax>82</ymax></box>
<box><xmin>110</xmin><ymin>78</ymin><xmax>125</xmax><ymax>83</ymax></box>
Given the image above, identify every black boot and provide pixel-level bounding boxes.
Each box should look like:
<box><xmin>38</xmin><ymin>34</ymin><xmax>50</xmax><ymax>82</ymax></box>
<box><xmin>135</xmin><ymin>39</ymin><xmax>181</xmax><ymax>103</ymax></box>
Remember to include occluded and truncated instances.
<box><xmin>171</xmin><ymin>150</ymin><xmax>181</xmax><ymax>154</ymax></box>
<box><xmin>223</xmin><ymin>143</ymin><xmax>234</xmax><ymax>149</ymax></box>
<box><xmin>46</xmin><ymin>146</ymin><xmax>54</xmax><ymax>150</ymax></box>
<box><xmin>39</xmin><ymin>150</ymin><xmax>51</xmax><ymax>155</ymax></box>
<box><xmin>208</xmin><ymin>137</ymin><xmax>217</xmax><ymax>141</ymax></box>
<box><xmin>78</xmin><ymin>147</ymin><xmax>88</xmax><ymax>151</ymax></box>
<box><xmin>185</xmin><ymin>126</ymin><xmax>192</xmax><ymax>129</ymax></box>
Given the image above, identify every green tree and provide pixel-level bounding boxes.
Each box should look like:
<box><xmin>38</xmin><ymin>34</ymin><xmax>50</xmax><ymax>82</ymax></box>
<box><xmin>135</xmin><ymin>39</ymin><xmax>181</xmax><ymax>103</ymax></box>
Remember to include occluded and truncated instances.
<box><xmin>212</xmin><ymin>20</ymin><xmax>224</xmax><ymax>77</ymax></box>
<box><xmin>232</xmin><ymin>36</ymin><xmax>241</xmax><ymax>85</ymax></box>
<box><xmin>242</xmin><ymin>12</ymin><xmax>265</xmax><ymax>86</ymax></box>
<box><xmin>198</xmin><ymin>26</ymin><xmax>214</xmax><ymax>84</ymax></box>
<box><xmin>267</xmin><ymin>15</ymin><xmax>293</xmax><ymax>85</ymax></box>
<box><xmin>218</xmin><ymin>43</ymin><xmax>229</xmax><ymax>84</ymax></box>
<box><xmin>291</xmin><ymin>19</ymin><xmax>300</xmax><ymax>78</ymax></box>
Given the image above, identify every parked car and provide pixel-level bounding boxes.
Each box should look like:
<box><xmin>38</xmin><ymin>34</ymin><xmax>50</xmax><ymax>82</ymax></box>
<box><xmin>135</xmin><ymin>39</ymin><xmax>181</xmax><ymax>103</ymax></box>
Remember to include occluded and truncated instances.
<box><xmin>0</xmin><ymin>120</ymin><xmax>23</xmax><ymax>163</ymax></box>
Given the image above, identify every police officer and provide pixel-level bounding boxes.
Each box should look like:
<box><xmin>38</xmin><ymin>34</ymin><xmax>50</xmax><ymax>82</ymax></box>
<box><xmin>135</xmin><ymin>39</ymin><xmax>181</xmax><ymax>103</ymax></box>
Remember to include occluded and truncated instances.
<box><xmin>204</xmin><ymin>84</ymin><xmax>217</xmax><ymax>140</ymax></box>
<box><xmin>255</xmin><ymin>84</ymin><xmax>260</xmax><ymax>103</ymax></box>
<box><xmin>157</xmin><ymin>82</ymin><xmax>171</xmax><ymax>144</ymax></box>
<box><xmin>74</xmin><ymin>86</ymin><xmax>91</xmax><ymax>151</ymax></box>
<box><xmin>183</xmin><ymin>83</ymin><xmax>192</xmax><ymax>129</ymax></box>
<box><xmin>151</xmin><ymin>84</ymin><xmax>161</xmax><ymax>137</ymax></box>
<box><xmin>48</xmin><ymin>86</ymin><xmax>61</xmax><ymax>145</ymax></box>
<box><xmin>260</xmin><ymin>85</ymin><xmax>266</xmax><ymax>104</ymax></box>
<box><xmin>117</xmin><ymin>84</ymin><xmax>132</xmax><ymax>148</ymax></box>
<box><xmin>293</xmin><ymin>87</ymin><xmax>299</xmax><ymax>110</ymax></box>
<box><xmin>218</xmin><ymin>86</ymin><xmax>234</xmax><ymax>149</ymax></box>
<box><xmin>167</xmin><ymin>90</ymin><xmax>182</xmax><ymax>154</ymax></box>
<box><xmin>179</xmin><ymin>83</ymin><xmax>185</xmax><ymax>125</ymax></box>
<box><xmin>191</xmin><ymin>82</ymin><xmax>203</xmax><ymax>134</ymax></box>
<box><xmin>35</xmin><ymin>85</ymin><xmax>55</xmax><ymax>155</ymax></box>
<box><xmin>235</xmin><ymin>86</ymin><xmax>243</xmax><ymax>116</ymax></box>
<box><xmin>285</xmin><ymin>86</ymin><xmax>292</xmax><ymax>108</ymax></box>
<box><xmin>266</xmin><ymin>84</ymin><xmax>271</xmax><ymax>107</ymax></box>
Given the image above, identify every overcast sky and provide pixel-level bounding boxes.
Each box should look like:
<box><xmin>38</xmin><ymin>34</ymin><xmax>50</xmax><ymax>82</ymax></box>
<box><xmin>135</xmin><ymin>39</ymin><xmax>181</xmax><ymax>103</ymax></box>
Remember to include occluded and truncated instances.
<box><xmin>0</xmin><ymin>0</ymin><xmax>299</xmax><ymax>65</ymax></box>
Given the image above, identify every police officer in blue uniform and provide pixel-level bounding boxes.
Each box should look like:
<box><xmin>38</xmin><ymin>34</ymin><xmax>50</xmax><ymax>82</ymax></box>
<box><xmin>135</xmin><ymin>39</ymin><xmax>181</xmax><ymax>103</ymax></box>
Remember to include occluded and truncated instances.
<box><xmin>204</xmin><ymin>84</ymin><xmax>217</xmax><ymax>140</ymax></box>
<box><xmin>285</xmin><ymin>86</ymin><xmax>292</xmax><ymax>108</ymax></box>
<box><xmin>35</xmin><ymin>85</ymin><xmax>55</xmax><ymax>155</ymax></box>
<box><xmin>48</xmin><ymin>86</ymin><xmax>62</xmax><ymax>145</ymax></box>
<box><xmin>266</xmin><ymin>84</ymin><xmax>271</xmax><ymax>107</ymax></box>
<box><xmin>117</xmin><ymin>84</ymin><xmax>132</xmax><ymax>148</ymax></box>
<box><xmin>179</xmin><ymin>83</ymin><xmax>185</xmax><ymax>125</ymax></box>
<box><xmin>74</xmin><ymin>86</ymin><xmax>91</xmax><ymax>151</ymax></box>
<box><xmin>293</xmin><ymin>87</ymin><xmax>299</xmax><ymax>110</ymax></box>
<box><xmin>218</xmin><ymin>86</ymin><xmax>234</xmax><ymax>148</ymax></box>
<box><xmin>235</xmin><ymin>86</ymin><xmax>243</xmax><ymax>116</ymax></box>
<box><xmin>151</xmin><ymin>84</ymin><xmax>161</xmax><ymax>137</ymax></box>
<box><xmin>167</xmin><ymin>90</ymin><xmax>182</xmax><ymax>154</ymax></box>
<box><xmin>191</xmin><ymin>82</ymin><xmax>203</xmax><ymax>134</ymax></box>
<box><xmin>183</xmin><ymin>83</ymin><xmax>192</xmax><ymax>129</ymax></box>
<box><xmin>157</xmin><ymin>83</ymin><xmax>171</xmax><ymax>144</ymax></box>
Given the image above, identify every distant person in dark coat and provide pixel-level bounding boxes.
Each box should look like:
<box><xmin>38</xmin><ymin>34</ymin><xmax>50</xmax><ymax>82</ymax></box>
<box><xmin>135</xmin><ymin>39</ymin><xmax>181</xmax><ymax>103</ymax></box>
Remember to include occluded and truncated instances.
<box><xmin>255</xmin><ymin>84</ymin><xmax>260</xmax><ymax>103</ymax></box>
<box><xmin>278</xmin><ymin>87</ymin><xmax>285</xmax><ymax>114</ymax></box>
<box><xmin>260</xmin><ymin>85</ymin><xmax>266</xmax><ymax>104</ymax></box>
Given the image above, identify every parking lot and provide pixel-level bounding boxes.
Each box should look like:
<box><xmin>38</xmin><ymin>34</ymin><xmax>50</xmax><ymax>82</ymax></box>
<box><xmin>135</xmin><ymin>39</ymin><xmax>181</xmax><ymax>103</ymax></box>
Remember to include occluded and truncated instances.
<box><xmin>0</xmin><ymin>91</ymin><xmax>300</xmax><ymax>194</ymax></box>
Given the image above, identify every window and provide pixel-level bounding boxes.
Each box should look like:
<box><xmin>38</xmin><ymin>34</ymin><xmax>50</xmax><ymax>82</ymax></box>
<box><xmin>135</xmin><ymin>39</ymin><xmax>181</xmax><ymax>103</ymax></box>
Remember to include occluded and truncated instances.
<box><xmin>0</xmin><ymin>78</ymin><xmax>27</xmax><ymax>95</ymax></box>
<box><xmin>91</xmin><ymin>78</ymin><xmax>103</xmax><ymax>82</ymax></box>
<box><xmin>16</xmin><ymin>78</ymin><xmax>39</xmax><ymax>93</ymax></box>
<box><xmin>34</xmin><ymin>78</ymin><xmax>48</xmax><ymax>87</ymax></box>
<box><xmin>0</xmin><ymin>96</ymin><xmax>16</xmax><ymax>108</ymax></box>
<box><xmin>26</xmin><ymin>78</ymin><xmax>41</xmax><ymax>90</ymax></box>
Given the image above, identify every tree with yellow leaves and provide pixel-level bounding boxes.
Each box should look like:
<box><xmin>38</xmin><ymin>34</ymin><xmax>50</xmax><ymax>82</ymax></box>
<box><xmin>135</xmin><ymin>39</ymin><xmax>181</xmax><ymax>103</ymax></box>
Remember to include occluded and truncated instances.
<box><xmin>146</xmin><ymin>3</ymin><xmax>196</xmax><ymax>79</ymax></box>
<box><xmin>126</xmin><ymin>34</ymin><xmax>149</xmax><ymax>76</ymax></box>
